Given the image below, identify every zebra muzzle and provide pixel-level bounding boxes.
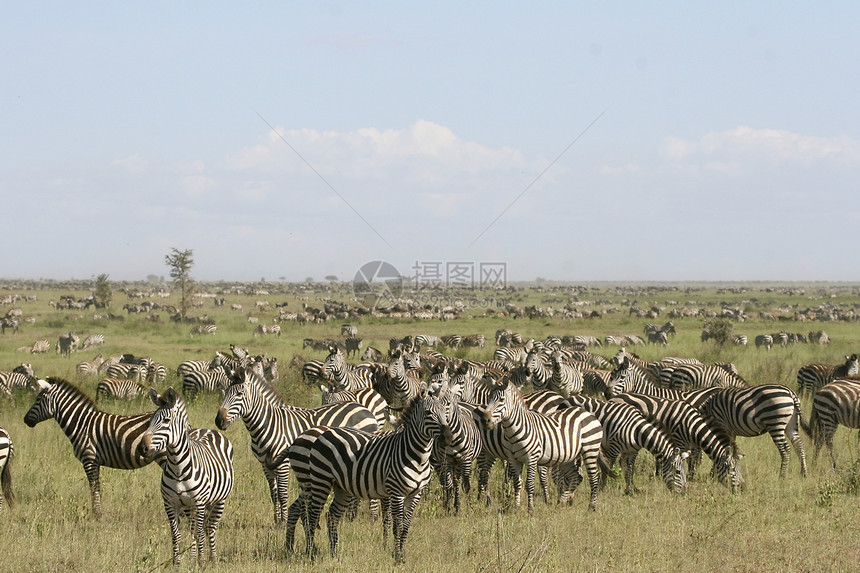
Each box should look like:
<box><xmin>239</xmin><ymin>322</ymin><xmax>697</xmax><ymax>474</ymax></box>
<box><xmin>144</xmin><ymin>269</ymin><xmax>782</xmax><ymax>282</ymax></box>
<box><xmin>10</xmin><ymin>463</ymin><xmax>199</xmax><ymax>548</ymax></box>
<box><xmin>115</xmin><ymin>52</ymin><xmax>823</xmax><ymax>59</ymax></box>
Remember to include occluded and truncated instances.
<box><xmin>215</xmin><ymin>409</ymin><xmax>231</xmax><ymax>430</ymax></box>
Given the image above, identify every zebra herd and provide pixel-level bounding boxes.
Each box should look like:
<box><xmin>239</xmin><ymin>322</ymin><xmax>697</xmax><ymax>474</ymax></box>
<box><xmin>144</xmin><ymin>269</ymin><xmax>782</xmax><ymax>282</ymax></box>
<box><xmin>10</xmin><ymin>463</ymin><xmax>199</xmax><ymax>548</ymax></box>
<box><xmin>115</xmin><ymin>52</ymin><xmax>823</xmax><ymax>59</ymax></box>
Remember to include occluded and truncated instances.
<box><xmin>5</xmin><ymin>327</ymin><xmax>860</xmax><ymax>566</ymax></box>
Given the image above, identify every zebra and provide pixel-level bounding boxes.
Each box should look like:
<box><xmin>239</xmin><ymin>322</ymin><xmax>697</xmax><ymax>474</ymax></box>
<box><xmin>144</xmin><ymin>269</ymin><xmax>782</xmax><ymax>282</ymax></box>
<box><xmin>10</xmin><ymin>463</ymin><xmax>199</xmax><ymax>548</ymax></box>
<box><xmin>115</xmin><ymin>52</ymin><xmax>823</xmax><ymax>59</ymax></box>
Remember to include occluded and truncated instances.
<box><xmin>343</xmin><ymin>337</ymin><xmax>363</xmax><ymax>358</ymax></box>
<box><xmin>796</xmin><ymin>354</ymin><xmax>860</xmax><ymax>398</ymax></box>
<box><xmin>802</xmin><ymin>379</ymin><xmax>860</xmax><ymax>468</ymax></box>
<box><xmin>0</xmin><ymin>426</ymin><xmax>14</xmax><ymax>509</ymax></box>
<box><xmin>31</xmin><ymin>339</ymin><xmax>51</xmax><ymax>354</ymax></box>
<box><xmin>461</xmin><ymin>334</ymin><xmax>486</xmax><ymax>349</ymax></box>
<box><xmin>57</xmin><ymin>332</ymin><xmax>79</xmax><ymax>356</ymax></box>
<box><xmin>731</xmin><ymin>334</ymin><xmax>748</xmax><ymax>346</ymax></box>
<box><xmin>140</xmin><ymin>387</ymin><xmax>234</xmax><ymax>567</ymax></box>
<box><xmin>96</xmin><ymin>378</ymin><xmax>148</xmax><ymax>401</ymax></box>
<box><xmin>189</xmin><ymin>324</ymin><xmax>217</xmax><ymax>337</ymax></box>
<box><xmin>0</xmin><ymin>317</ymin><xmax>18</xmax><ymax>334</ymax></box>
<box><xmin>24</xmin><ymin>377</ymin><xmax>164</xmax><ymax>516</ymax></box>
<box><xmin>646</xmin><ymin>330</ymin><xmax>669</xmax><ymax>345</ymax></box>
<box><xmin>668</xmin><ymin>363</ymin><xmax>749</xmax><ymax>391</ymax></box>
<box><xmin>323</xmin><ymin>345</ymin><xmax>374</xmax><ymax>391</ymax></box>
<box><xmin>474</xmin><ymin>376</ymin><xmax>604</xmax><ymax>514</ymax></box>
<box><xmin>566</xmin><ymin>394</ymin><xmax>689</xmax><ymax>494</ymax></box>
<box><xmin>254</xmin><ymin>324</ymin><xmax>281</xmax><ymax>337</ymax></box>
<box><xmin>374</xmin><ymin>348</ymin><xmax>423</xmax><ymax>412</ymax></box>
<box><xmin>293</xmin><ymin>392</ymin><xmax>452</xmax><ymax>563</ymax></box>
<box><xmin>524</xmin><ymin>348</ymin><xmax>553</xmax><ymax>391</ymax></box>
<box><xmin>608</xmin><ymin>392</ymin><xmax>741</xmax><ymax>489</ymax></box>
<box><xmin>700</xmin><ymin>385</ymin><xmax>807</xmax><ymax>479</ymax></box>
<box><xmin>754</xmin><ymin>334</ymin><xmax>773</xmax><ymax>350</ymax></box>
<box><xmin>548</xmin><ymin>350</ymin><xmax>584</xmax><ymax>398</ymax></box>
<box><xmin>105</xmin><ymin>362</ymin><xmax>144</xmax><ymax>381</ymax></box>
<box><xmin>0</xmin><ymin>364</ymin><xmax>38</xmax><ymax>400</ymax></box>
<box><xmin>341</xmin><ymin>324</ymin><xmax>358</xmax><ymax>337</ymax></box>
<box><xmin>319</xmin><ymin>385</ymin><xmax>389</xmax><ymax>430</ymax></box>
<box><xmin>76</xmin><ymin>354</ymin><xmax>105</xmax><ymax>379</ymax></box>
<box><xmin>808</xmin><ymin>330</ymin><xmax>830</xmax><ymax>345</ymax></box>
<box><xmin>80</xmin><ymin>333</ymin><xmax>105</xmax><ymax>349</ymax></box>
<box><xmin>414</xmin><ymin>334</ymin><xmax>442</xmax><ymax>348</ymax></box>
<box><xmin>182</xmin><ymin>367</ymin><xmax>230</xmax><ymax>401</ymax></box>
<box><xmin>360</xmin><ymin>346</ymin><xmax>384</xmax><ymax>362</ymax></box>
<box><xmin>215</xmin><ymin>365</ymin><xmax>378</xmax><ymax>524</ymax></box>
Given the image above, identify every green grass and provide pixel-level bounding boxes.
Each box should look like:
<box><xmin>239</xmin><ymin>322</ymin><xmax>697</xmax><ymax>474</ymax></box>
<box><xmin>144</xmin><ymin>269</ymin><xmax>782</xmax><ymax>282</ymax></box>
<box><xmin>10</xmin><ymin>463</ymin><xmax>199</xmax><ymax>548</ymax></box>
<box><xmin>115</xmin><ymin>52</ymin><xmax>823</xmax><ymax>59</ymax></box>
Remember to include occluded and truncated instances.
<box><xmin>1</xmin><ymin>282</ymin><xmax>860</xmax><ymax>571</ymax></box>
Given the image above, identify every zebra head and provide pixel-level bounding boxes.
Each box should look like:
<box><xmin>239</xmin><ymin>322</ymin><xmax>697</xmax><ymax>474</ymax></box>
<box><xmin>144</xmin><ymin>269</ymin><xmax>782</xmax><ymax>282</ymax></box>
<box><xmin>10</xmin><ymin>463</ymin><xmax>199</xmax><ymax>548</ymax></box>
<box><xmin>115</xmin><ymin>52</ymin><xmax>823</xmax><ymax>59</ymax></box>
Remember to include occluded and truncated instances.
<box><xmin>477</xmin><ymin>376</ymin><xmax>518</xmax><ymax>431</ymax></box>
<box><xmin>140</xmin><ymin>387</ymin><xmax>187</xmax><ymax>460</ymax></box>
<box><xmin>323</xmin><ymin>346</ymin><xmax>346</xmax><ymax>387</ymax></box>
<box><xmin>23</xmin><ymin>378</ymin><xmax>57</xmax><ymax>427</ymax></box>
<box><xmin>427</xmin><ymin>362</ymin><xmax>450</xmax><ymax>399</ymax></box>
<box><xmin>215</xmin><ymin>369</ymin><xmax>256</xmax><ymax>431</ymax></box>
<box><xmin>605</xmin><ymin>357</ymin><xmax>633</xmax><ymax>398</ymax></box>
<box><xmin>408</xmin><ymin>391</ymin><xmax>453</xmax><ymax>447</ymax></box>
<box><xmin>662</xmin><ymin>449</ymin><xmax>690</xmax><ymax>494</ymax></box>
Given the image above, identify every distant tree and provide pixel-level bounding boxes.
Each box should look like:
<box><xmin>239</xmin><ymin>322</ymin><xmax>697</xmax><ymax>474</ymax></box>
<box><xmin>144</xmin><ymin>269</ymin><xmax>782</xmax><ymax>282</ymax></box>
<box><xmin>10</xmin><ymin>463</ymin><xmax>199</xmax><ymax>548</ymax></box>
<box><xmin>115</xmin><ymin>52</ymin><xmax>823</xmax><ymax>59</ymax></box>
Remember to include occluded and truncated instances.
<box><xmin>146</xmin><ymin>274</ymin><xmax>160</xmax><ymax>284</ymax></box>
<box><xmin>92</xmin><ymin>273</ymin><xmax>112</xmax><ymax>309</ymax></box>
<box><xmin>164</xmin><ymin>248</ymin><xmax>195</xmax><ymax>320</ymax></box>
<box><xmin>707</xmin><ymin>318</ymin><xmax>734</xmax><ymax>346</ymax></box>
<box><xmin>325</xmin><ymin>275</ymin><xmax>338</xmax><ymax>283</ymax></box>
<box><xmin>305</xmin><ymin>277</ymin><xmax>314</xmax><ymax>283</ymax></box>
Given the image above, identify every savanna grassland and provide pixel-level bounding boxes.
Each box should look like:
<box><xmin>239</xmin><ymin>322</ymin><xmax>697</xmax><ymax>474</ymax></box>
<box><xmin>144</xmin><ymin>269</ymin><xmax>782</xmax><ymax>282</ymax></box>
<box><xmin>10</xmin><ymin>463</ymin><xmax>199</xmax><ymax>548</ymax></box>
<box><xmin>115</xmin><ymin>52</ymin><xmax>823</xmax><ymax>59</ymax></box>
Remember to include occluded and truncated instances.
<box><xmin>1</xmin><ymin>280</ymin><xmax>860</xmax><ymax>573</ymax></box>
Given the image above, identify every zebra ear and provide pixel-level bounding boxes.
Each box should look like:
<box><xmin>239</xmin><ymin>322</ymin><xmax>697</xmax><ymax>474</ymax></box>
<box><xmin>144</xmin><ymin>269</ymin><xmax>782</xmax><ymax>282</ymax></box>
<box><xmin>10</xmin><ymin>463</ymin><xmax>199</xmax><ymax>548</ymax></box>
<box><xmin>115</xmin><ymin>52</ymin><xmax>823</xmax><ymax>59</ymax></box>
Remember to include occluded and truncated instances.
<box><xmin>36</xmin><ymin>378</ymin><xmax>51</xmax><ymax>391</ymax></box>
<box><xmin>163</xmin><ymin>387</ymin><xmax>178</xmax><ymax>407</ymax></box>
<box><xmin>149</xmin><ymin>388</ymin><xmax>161</xmax><ymax>406</ymax></box>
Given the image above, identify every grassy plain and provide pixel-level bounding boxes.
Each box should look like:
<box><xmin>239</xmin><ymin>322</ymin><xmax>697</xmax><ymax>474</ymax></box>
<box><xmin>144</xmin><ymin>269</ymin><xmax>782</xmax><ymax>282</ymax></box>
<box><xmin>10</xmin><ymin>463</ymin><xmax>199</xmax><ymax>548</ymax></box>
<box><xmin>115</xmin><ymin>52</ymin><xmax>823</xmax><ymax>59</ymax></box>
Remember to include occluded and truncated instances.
<box><xmin>1</xmin><ymin>282</ymin><xmax>859</xmax><ymax>572</ymax></box>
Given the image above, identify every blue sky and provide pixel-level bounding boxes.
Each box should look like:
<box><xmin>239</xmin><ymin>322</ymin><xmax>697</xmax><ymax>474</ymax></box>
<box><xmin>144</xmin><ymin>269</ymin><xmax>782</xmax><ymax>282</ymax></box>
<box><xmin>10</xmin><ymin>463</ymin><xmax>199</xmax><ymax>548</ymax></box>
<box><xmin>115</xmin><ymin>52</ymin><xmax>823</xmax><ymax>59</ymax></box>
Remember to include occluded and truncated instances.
<box><xmin>4</xmin><ymin>3</ymin><xmax>859</xmax><ymax>282</ymax></box>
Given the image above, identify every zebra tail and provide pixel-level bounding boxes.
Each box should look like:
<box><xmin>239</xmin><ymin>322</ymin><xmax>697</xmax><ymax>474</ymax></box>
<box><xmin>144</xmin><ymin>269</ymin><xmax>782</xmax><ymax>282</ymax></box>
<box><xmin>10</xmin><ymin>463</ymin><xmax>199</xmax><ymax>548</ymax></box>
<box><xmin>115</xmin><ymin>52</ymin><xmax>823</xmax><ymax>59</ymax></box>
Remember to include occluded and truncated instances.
<box><xmin>794</xmin><ymin>393</ymin><xmax>811</xmax><ymax>438</ymax></box>
<box><xmin>803</xmin><ymin>405</ymin><xmax>818</xmax><ymax>443</ymax></box>
<box><xmin>597</xmin><ymin>451</ymin><xmax>618</xmax><ymax>479</ymax></box>
<box><xmin>2</xmin><ymin>451</ymin><xmax>14</xmax><ymax>508</ymax></box>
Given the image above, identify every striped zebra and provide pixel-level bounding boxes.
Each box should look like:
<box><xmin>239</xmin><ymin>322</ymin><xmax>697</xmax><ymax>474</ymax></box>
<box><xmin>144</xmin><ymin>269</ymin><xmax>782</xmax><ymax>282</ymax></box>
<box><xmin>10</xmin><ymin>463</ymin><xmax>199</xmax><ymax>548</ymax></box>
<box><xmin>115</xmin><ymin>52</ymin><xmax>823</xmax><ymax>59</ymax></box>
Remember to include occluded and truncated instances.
<box><xmin>608</xmin><ymin>392</ymin><xmax>741</xmax><ymax>489</ymax></box>
<box><xmin>189</xmin><ymin>324</ymin><xmax>217</xmax><ymax>337</ymax></box>
<box><xmin>0</xmin><ymin>426</ymin><xmax>14</xmax><ymax>509</ymax></box>
<box><xmin>524</xmin><ymin>348</ymin><xmax>553</xmax><ymax>391</ymax></box>
<box><xmin>140</xmin><ymin>388</ymin><xmax>234</xmax><ymax>567</ymax></box>
<box><xmin>343</xmin><ymin>337</ymin><xmax>363</xmax><ymax>358</ymax></box>
<box><xmin>731</xmin><ymin>334</ymin><xmax>748</xmax><ymax>346</ymax></box>
<box><xmin>76</xmin><ymin>354</ymin><xmax>105</xmax><ymax>379</ymax></box>
<box><xmin>176</xmin><ymin>359</ymin><xmax>212</xmax><ymax>378</ymax></box>
<box><xmin>796</xmin><ymin>354</ymin><xmax>859</xmax><ymax>398</ymax></box>
<box><xmin>323</xmin><ymin>346</ymin><xmax>373</xmax><ymax>391</ymax></box>
<box><xmin>548</xmin><ymin>350</ymin><xmax>584</xmax><ymax>398</ymax></box>
<box><xmin>493</xmin><ymin>345</ymin><xmax>529</xmax><ymax>364</ymax></box>
<box><xmin>319</xmin><ymin>385</ymin><xmax>389</xmax><ymax>430</ymax></box>
<box><xmin>802</xmin><ymin>379</ymin><xmax>860</xmax><ymax>468</ymax></box>
<box><xmin>701</xmin><ymin>385</ymin><xmax>807</xmax><ymax>479</ymax></box>
<box><xmin>0</xmin><ymin>317</ymin><xmax>18</xmax><ymax>334</ymax></box>
<box><xmin>182</xmin><ymin>366</ymin><xmax>230</xmax><ymax>401</ymax></box>
<box><xmin>254</xmin><ymin>324</ymin><xmax>281</xmax><ymax>337</ymax></box>
<box><xmin>96</xmin><ymin>378</ymin><xmax>148</xmax><ymax>401</ymax></box>
<box><xmin>215</xmin><ymin>366</ymin><xmax>378</xmax><ymax>524</ymax></box>
<box><xmin>57</xmin><ymin>332</ymin><xmax>79</xmax><ymax>356</ymax></box>
<box><xmin>23</xmin><ymin>377</ymin><xmax>164</xmax><ymax>516</ymax></box>
<box><xmin>106</xmin><ymin>361</ymin><xmax>144</xmax><ymax>381</ymax></box>
<box><xmin>373</xmin><ymin>348</ymin><xmax>422</xmax><ymax>412</ymax></box>
<box><xmin>668</xmin><ymin>364</ymin><xmax>749</xmax><ymax>391</ymax></box>
<box><xmin>474</xmin><ymin>377</ymin><xmax>604</xmax><ymax>514</ymax></box>
<box><xmin>754</xmin><ymin>334</ymin><xmax>773</xmax><ymax>350</ymax></box>
<box><xmin>566</xmin><ymin>395</ymin><xmax>689</xmax><ymax>494</ymax></box>
<box><xmin>0</xmin><ymin>364</ymin><xmax>38</xmax><ymax>400</ymax></box>
<box><xmin>646</xmin><ymin>330</ymin><xmax>669</xmax><ymax>345</ymax></box>
<box><xmin>808</xmin><ymin>330</ymin><xmax>830</xmax><ymax>345</ymax></box>
<box><xmin>360</xmin><ymin>346</ymin><xmax>384</xmax><ymax>362</ymax></box>
<box><xmin>80</xmin><ymin>333</ymin><xmax>105</xmax><ymax>349</ymax></box>
<box><xmin>431</xmin><ymin>398</ymin><xmax>483</xmax><ymax>514</ymax></box>
<box><xmin>294</xmin><ymin>392</ymin><xmax>451</xmax><ymax>563</ymax></box>
<box><xmin>461</xmin><ymin>334</ymin><xmax>486</xmax><ymax>349</ymax></box>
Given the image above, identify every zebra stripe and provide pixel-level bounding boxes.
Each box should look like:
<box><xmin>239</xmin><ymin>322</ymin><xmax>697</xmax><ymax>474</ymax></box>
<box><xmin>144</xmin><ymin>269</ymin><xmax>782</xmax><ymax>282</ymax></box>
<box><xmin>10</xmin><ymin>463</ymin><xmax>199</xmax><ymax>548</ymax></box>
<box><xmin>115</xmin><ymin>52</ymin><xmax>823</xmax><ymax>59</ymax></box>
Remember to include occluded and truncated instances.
<box><xmin>701</xmin><ymin>385</ymin><xmax>807</xmax><ymax>479</ymax></box>
<box><xmin>182</xmin><ymin>367</ymin><xmax>230</xmax><ymax>401</ymax></box>
<box><xmin>96</xmin><ymin>378</ymin><xmax>148</xmax><ymax>401</ymax></box>
<box><xmin>373</xmin><ymin>348</ymin><xmax>422</xmax><ymax>411</ymax></box>
<box><xmin>215</xmin><ymin>366</ymin><xmax>378</xmax><ymax>524</ymax></box>
<box><xmin>796</xmin><ymin>354</ymin><xmax>859</xmax><ymax>398</ymax></box>
<box><xmin>0</xmin><ymin>426</ymin><xmax>14</xmax><ymax>509</ymax></box>
<box><xmin>474</xmin><ymin>377</ymin><xmax>603</xmax><ymax>514</ymax></box>
<box><xmin>668</xmin><ymin>364</ymin><xmax>750</xmax><ymax>391</ymax></box>
<box><xmin>296</xmin><ymin>393</ymin><xmax>451</xmax><ymax>563</ymax></box>
<box><xmin>76</xmin><ymin>354</ymin><xmax>105</xmax><ymax>378</ymax></box>
<box><xmin>754</xmin><ymin>334</ymin><xmax>773</xmax><ymax>350</ymax></box>
<box><xmin>141</xmin><ymin>388</ymin><xmax>234</xmax><ymax>567</ymax></box>
<box><xmin>802</xmin><ymin>379</ymin><xmax>860</xmax><ymax>468</ymax></box>
<box><xmin>432</xmin><ymin>400</ymin><xmax>483</xmax><ymax>513</ymax></box>
<box><xmin>320</xmin><ymin>385</ymin><xmax>389</xmax><ymax>430</ymax></box>
<box><xmin>23</xmin><ymin>377</ymin><xmax>163</xmax><ymax>516</ymax></box>
<box><xmin>567</xmin><ymin>395</ymin><xmax>688</xmax><ymax>494</ymax></box>
<box><xmin>323</xmin><ymin>346</ymin><xmax>373</xmax><ymax>392</ymax></box>
<box><xmin>548</xmin><ymin>350</ymin><xmax>583</xmax><ymax>398</ymax></box>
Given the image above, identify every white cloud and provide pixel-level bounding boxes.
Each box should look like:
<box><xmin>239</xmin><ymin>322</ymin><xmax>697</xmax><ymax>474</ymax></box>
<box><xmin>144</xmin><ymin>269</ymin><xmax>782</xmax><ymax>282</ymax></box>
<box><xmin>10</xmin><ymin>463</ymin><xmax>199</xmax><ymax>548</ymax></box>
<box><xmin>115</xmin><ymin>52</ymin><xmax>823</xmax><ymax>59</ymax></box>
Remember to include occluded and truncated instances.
<box><xmin>659</xmin><ymin>126</ymin><xmax>860</xmax><ymax>169</ymax></box>
<box><xmin>180</xmin><ymin>175</ymin><xmax>215</xmax><ymax>197</ymax></box>
<box><xmin>112</xmin><ymin>154</ymin><xmax>148</xmax><ymax>174</ymax></box>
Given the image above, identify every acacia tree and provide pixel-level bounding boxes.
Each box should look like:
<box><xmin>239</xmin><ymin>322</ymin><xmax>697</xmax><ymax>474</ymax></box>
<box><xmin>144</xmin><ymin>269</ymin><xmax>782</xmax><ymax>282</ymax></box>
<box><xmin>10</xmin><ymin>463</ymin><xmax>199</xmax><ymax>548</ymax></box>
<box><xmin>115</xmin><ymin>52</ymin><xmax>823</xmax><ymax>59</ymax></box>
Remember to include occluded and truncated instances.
<box><xmin>164</xmin><ymin>248</ymin><xmax>195</xmax><ymax>320</ymax></box>
<box><xmin>92</xmin><ymin>273</ymin><xmax>112</xmax><ymax>309</ymax></box>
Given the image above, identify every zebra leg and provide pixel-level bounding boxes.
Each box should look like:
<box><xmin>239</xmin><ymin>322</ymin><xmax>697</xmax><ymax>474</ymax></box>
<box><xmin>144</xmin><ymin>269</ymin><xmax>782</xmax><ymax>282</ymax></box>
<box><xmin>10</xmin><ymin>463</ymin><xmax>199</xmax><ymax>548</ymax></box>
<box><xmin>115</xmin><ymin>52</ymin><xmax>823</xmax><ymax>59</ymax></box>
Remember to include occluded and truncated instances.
<box><xmin>262</xmin><ymin>466</ymin><xmax>281</xmax><ymax>524</ymax></box>
<box><xmin>326</xmin><ymin>491</ymin><xmax>351</xmax><ymax>558</ymax></box>
<box><xmin>389</xmin><ymin>495</ymin><xmax>406</xmax><ymax>563</ymax></box>
<box><xmin>304</xmin><ymin>488</ymin><xmax>329</xmax><ymax>558</ymax></box>
<box><xmin>769</xmin><ymin>429</ymin><xmax>792</xmax><ymax>479</ymax></box>
<box><xmin>788</xmin><ymin>427</ymin><xmax>808</xmax><ymax>477</ymax></box>
<box><xmin>395</xmin><ymin>492</ymin><xmax>422</xmax><ymax>564</ymax></box>
<box><xmin>825</xmin><ymin>427</ymin><xmax>837</xmax><ymax>469</ymax></box>
<box><xmin>284</xmin><ymin>493</ymin><xmax>306</xmax><ymax>553</ymax></box>
<box><xmin>583</xmin><ymin>450</ymin><xmax>601</xmax><ymax>511</ymax></box>
<box><xmin>369</xmin><ymin>498</ymin><xmax>380</xmax><ymax>522</ymax></box>
<box><xmin>275</xmin><ymin>463</ymin><xmax>291</xmax><ymax>525</ymax></box>
<box><xmin>164</xmin><ymin>502</ymin><xmax>183</xmax><ymax>566</ymax></box>
<box><xmin>476</xmin><ymin>454</ymin><xmax>494</xmax><ymax>507</ymax></box>
<box><xmin>205</xmin><ymin>501</ymin><xmax>226</xmax><ymax>564</ymax></box>
<box><xmin>381</xmin><ymin>498</ymin><xmax>392</xmax><ymax>550</ymax></box>
<box><xmin>622</xmin><ymin>453</ymin><xmax>637</xmax><ymax>495</ymax></box>
<box><xmin>524</xmin><ymin>462</ymin><xmax>537</xmax><ymax>516</ymax></box>
<box><xmin>83</xmin><ymin>461</ymin><xmax>102</xmax><ymax>518</ymax></box>
<box><xmin>688</xmin><ymin>448</ymin><xmax>702</xmax><ymax>481</ymax></box>
<box><xmin>538</xmin><ymin>465</ymin><xmax>550</xmax><ymax>505</ymax></box>
<box><xmin>346</xmin><ymin>496</ymin><xmax>361</xmax><ymax>521</ymax></box>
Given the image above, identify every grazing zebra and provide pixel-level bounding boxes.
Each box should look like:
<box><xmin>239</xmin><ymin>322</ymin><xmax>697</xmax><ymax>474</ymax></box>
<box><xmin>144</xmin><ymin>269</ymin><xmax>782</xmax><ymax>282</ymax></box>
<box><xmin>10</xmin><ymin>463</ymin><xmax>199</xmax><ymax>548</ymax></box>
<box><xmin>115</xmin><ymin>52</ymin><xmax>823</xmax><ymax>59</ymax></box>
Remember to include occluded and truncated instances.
<box><xmin>701</xmin><ymin>385</ymin><xmax>807</xmax><ymax>479</ymax></box>
<box><xmin>566</xmin><ymin>395</ymin><xmax>689</xmax><ymax>494</ymax></box>
<box><xmin>105</xmin><ymin>362</ymin><xmax>144</xmax><ymax>381</ymax></box>
<box><xmin>215</xmin><ymin>366</ymin><xmax>378</xmax><ymax>524</ymax></box>
<box><xmin>341</xmin><ymin>324</ymin><xmax>358</xmax><ymax>337</ymax></box>
<box><xmin>608</xmin><ymin>392</ymin><xmax>741</xmax><ymax>489</ymax></box>
<box><xmin>57</xmin><ymin>332</ymin><xmax>79</xmax><ymax>356</ymax></box>
<box><xmin>182</xmin><ymin>367</ymin><xmax>230</xmax><ymax>401</ymax></box>
<box><xmin>96</xmin><ymin>378</ymin><xmax>148</xmax><ymax>401</ymax></box>
<box><xmin>190</xmin><ymin>324</ymin><xmax>217</xmax><ymax>337</ymax></box>
<box><xmin>80</xmin><ymin>333</ymin><xmax>105</xmax><ymax>349</ymax></box>
<box><xmin>461</xmin><ymin>334</ymin><xmax>486</xmax><ymax>349</ymax></box>
<box><xmin>254</xmin><ymin>324</ymin><xmax>281</xmax><ymax>337</ymax></box>
<box><xmin>176</xmin><ymin>359</ymin><xmax>211</xmax><ymax>378</ymax></box>
<box><xmin>731</xmin><ymin>334</ymin><xmax>748</xmax><ymax>346</ymax></box>
<box><xmin>808</xmin><ymin>330</ymin><xmax>830</xmax><ymax>345</ymax></box>
<box><xmin>646</xmin><ymin>330</ymin><xmax>669</xmax><ymax>345</ymax></box>
<box><xmin>31</xmin><ymin>339</ymin><xmax>50</xmax><ymax>354</ymax></box>
<box><xmin>0</xmin><ymin>364</ymin><xmax>38</xmax><ymax>399</ymax></box>
<box><xmin>323</xmin><ymin>346</ymin><xmax>374</xmax><ymax>392</ymax></box>
<box><xmin>413</xmin><ymin>334</ymin><xmax>442</xmax><ymax>348</ymax></box>
<box><xmin>0</xmin><ymin>426</ymin><xmax>14</xmax><ymax>509</ymax></box>
<box><xmin>802</xmin><ymin>379</ymin><xmax>860</xmax><ymax>468</ymax></box>
<box><xmin>140</xmin><ymin>388</ymin><xmax>234</xmax><ymax>567</ymax></box>
<box><xmin>754</xmin><ymin>334</ymin><xmax>773</xmax><ymax>350</ymax></box>
<box><xmin>475</xmin><ymin>377</ymin><xmax>604</xmax><ymax>514</ymax></box>
<box><xmin>76</xmin><ymin>354</ymin><xmax>105</xmax><ymax>379</ymax></box>
<box><xmin>796</xmin><ymin>354</ymin><xmax>860</xmax><ymax>398</ymax></box>
<box><xmin>24</xmin><ymin>377</ymin><xmax>163</xmax><ymax>516</ymax></box>
<box><xmin>295</xmin><ymin>392</ymin><xmax>452</xmax><ymax>563</ymax></box>
<box><xmin>548</xmin><ymin>350</ymin><xmax>584</xmax><ymax>398</ymax></box>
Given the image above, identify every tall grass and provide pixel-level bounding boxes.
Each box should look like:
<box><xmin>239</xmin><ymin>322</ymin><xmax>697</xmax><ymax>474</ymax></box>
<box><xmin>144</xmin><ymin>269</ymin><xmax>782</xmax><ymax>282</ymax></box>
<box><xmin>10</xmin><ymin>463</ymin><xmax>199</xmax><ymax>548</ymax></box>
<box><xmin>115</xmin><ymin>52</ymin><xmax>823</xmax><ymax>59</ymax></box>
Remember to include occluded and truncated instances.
<box><xmin>0</xmin><ymin>284</ymin><xmax>859</xmax><ymax>571</ymax></box>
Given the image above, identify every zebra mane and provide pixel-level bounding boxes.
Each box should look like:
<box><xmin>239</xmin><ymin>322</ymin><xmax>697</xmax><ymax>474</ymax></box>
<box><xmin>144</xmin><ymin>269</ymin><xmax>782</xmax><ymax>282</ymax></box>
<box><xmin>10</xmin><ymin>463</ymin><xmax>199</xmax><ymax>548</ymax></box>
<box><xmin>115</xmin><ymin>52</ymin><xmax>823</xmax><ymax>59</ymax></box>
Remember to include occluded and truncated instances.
<box><xmin>43</xmin><ymin>376</ymin><xmax>98</xmax><ymax>408</ymax></box>
<box><xmin>231</xmin><ymin>365</ymin><xmax>286</xmax><ymax>405</ymax></box>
